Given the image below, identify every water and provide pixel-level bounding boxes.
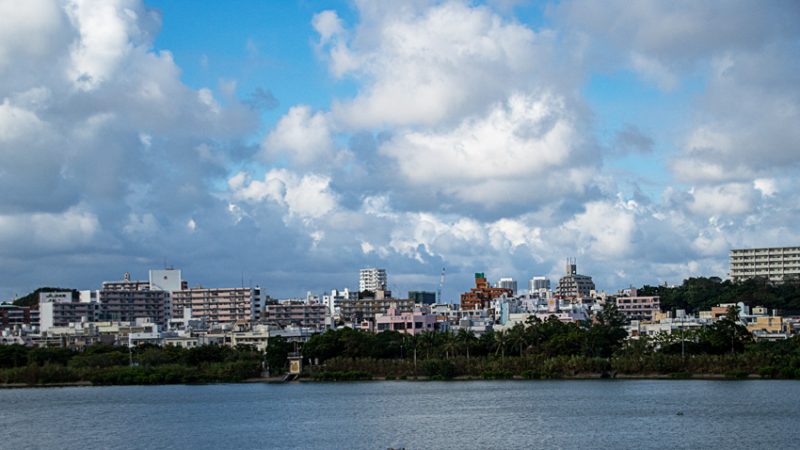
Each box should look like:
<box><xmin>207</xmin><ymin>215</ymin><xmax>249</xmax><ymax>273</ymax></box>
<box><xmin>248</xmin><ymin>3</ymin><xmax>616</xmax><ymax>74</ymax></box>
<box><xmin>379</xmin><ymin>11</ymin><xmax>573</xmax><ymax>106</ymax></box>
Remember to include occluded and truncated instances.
<box><xmin>1</xmin><ymin>380</ymin><xmax>798</xmax><ymax>449</ymax></box>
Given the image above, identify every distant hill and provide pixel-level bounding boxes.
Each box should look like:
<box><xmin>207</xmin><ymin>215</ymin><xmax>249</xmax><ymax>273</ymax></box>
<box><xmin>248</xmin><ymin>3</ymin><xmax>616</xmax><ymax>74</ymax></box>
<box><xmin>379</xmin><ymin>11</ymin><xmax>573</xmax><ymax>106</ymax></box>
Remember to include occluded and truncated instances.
<box><xmin>12</xmin><ymin>288</ymin><xmax>79</xmax><ymax>308</ymax></box>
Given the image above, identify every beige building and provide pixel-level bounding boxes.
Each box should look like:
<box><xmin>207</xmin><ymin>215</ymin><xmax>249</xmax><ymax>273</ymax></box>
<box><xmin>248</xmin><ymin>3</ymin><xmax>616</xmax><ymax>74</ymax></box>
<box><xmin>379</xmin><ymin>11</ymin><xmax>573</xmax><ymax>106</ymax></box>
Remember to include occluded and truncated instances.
<box><xmin>730</xmin><ymin>246</ymin><xmax>800</xmax><ymax>283</ymax></box>
<box><xmin>172</xmin><ymin>287</ymin><xmax>262</xmax><ymax>325</ymax></box>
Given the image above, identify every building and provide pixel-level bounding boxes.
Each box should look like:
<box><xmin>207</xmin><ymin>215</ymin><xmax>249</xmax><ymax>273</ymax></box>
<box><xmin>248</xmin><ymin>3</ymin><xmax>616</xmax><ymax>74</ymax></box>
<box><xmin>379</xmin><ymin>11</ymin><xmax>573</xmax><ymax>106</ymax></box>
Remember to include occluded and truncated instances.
<box><xmin>556</xmin><ymin>259</ymin><xmax>595</xmax><ymax>299</ymax></box>
<box><xmin>408</xmin><ymin>291</ymin><xmax>436</xmax><ymax>305</ymax></box>
<box><xmin>262</xmin><ymin>301</ymin><xmax>327</xmax><ymax>329</ymax></box>
<box><xmin>616</xmin><ymin>289</ymin><xmax>661</xmax><ymax>322</ymax></box>
<box><xmin>97</xmin><ymin>276</ymin><xmax>171</xmax><ymax>327</ymax></box>
<box><xmin>39</xmin><ymin>291</ymin><xmax>99</xmax><ymax>331</ymax></box>
<box><xmin>460</xmin><ymin>273</ymin><xmax>513</xmax><ymax>310</ymax></box>
<box><xmin>374</xmin><ymin>307</ymin><xmax>437</xmax><ymax>335</ymax></box>
<box><xmin>339</xmin><ymin>298</ymin><xmax>414</xmax><ymax>323</ymax></box>
<box><xmin>496</xmin><ymin>278</ymin><xmax>518</xmax><ymax>295</ymax></box>
<box><xmin>729</xmin><ymin>246</ymin><xmax>800</xmax><ymax>283</ymax></box>
<box><xmin>322</xmin><ymin>288</ymin><xmax>357</xmax><ymax>316</ymax></box>
<box><xmin>359</xmin><ymin>268</ymin><xmax>387</xmax><ymax>292</ymax></box>
<box><xmin>0</xmin><ymin>304</ymin><xmax>38</xmax><ymax>329</ymax></box>
<box><xmin>529</xmin><ymin>276</ymin><xmax>550</xmax><ymax>293</ymax></box>
<box><xmin>149</xmin><ymin>268</ymin><xmax>185</xmax><ymax>292</ymax></box>
<box><xmin>172</xmin><ymin>286</ymin><xmax>262</xmax><ymax>326</ymax></box>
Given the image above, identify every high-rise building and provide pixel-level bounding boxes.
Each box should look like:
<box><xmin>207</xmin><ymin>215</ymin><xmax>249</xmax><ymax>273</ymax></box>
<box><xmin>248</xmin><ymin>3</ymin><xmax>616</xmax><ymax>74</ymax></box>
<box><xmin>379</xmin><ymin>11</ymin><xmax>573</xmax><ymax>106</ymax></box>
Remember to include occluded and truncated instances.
<box><xmin>359</xmin><ymin>268</ymin><xmax>387</xmax><ymax>292</ymax></box>
<box><xmin>496</xmin><ymin>278</ymin><xmax>518</xmax><ymax>295</ymax></box>
<box><xmin>149</xmin><ymin>268</ymin><xmax>184</xmax><ymax>292</ymax></box>
<box><xmin>171</xmin><ymin>286</ymin><xmax>262</xmax><ymax>325</ymax></box>
<box><xmin>729</xmin><ymin>246</ymin><xmax>800</xmax><ymax>283</ymax></box>
<box><xmin>556</xmin><ymin>259</ymin><xmax>595</xmax><ymax>299</ymax></box>
<box><xmin>529</xmin><ymin>276</ymin><xmax>550</xmax><ymax>293</ymax></box>
<box><xmin>97</xmin><ymin>276</ymin><xmax>171</xmax><ymax>326</ymax></box>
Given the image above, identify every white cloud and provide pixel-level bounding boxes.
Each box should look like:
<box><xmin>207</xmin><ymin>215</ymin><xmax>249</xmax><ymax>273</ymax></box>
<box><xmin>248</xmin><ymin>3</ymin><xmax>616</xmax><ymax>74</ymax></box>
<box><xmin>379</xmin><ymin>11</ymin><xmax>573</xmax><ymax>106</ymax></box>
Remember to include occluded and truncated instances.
<box><xmin>688</xmin><ymin>183</ymin><xmax>757</xmax><ymax>216</ymax></box>
<box><xmin>261</xmin><ymin>105</ymin><xmax>334</xmax><ymax>166</ymax></box>
<box><xmin>561</xmin><ymin>201</ymin><xmax>637</xmax><ymax>260</ymax></box>
<box><xmin>312</xmin><ymin>10</ymin><xmax>345</xmax><ymax>43</ymax></box>
<box><xmin>380</xmin><ymin>92</ymin><xmax>596</xmax><ymax>207</ymax></box>
<box><xmin>229</xmin><ymin>169</ymin><xmax>338</xmax><ymax>219</ymax></box>
<box><xmin>320</xmin><ymin>1</ymin><xmax>555</xmax><ymax>128</ymax></box>
<box><xmin>65</xmin><ymin>0</ymin><xmax>159</xmax><ymax>90</ymax></box>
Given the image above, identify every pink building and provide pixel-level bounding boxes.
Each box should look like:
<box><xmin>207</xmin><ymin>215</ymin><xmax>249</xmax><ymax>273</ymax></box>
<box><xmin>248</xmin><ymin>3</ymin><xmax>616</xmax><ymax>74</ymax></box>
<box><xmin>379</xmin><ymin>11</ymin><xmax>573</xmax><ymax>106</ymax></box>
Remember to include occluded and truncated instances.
<box><xmin>616</xmin><ymin>288</ymin><xmax>661</xmax><ymax>322</ymax></box>
<box><xmin>374</xmin><ymin>307</ymin><xmax>437</xmax><ymax>335</ymax></box>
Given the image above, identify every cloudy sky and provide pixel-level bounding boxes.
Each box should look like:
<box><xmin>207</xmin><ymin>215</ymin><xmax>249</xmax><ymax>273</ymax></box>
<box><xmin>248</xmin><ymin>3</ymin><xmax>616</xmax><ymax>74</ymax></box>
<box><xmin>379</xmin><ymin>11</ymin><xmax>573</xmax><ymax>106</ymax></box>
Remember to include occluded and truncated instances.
<box><xmin>1</xmin><ymin>0</ymin><xmax>799</xmax><ymax>301</ymax></box>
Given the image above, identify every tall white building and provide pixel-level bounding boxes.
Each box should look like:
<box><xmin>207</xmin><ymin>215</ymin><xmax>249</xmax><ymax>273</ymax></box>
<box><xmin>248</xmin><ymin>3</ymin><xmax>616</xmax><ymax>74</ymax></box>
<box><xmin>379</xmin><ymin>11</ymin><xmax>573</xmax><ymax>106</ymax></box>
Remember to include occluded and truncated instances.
<box><xmin>359</xmin><ymin>268</ymin><xmax>387</xmax><ymax>292</ymax></box>
<box><xmin>149</xmin><ymin>269</ymin><xmax>183</xmax><ymax>292</ymax></box>
<box><xmin>496</xmin><ymin>278</ymin><xmax>518</xmax><ymax>295</ymax></box>
<box><xmin>529</xmin><ymin>276</ymin><xmax>550</xmax><ymax>293</ymax></box>
<box><xmin>730</xmin><ymin>246</ymin><xmax>800</xmax><ymax>283</ymax></box>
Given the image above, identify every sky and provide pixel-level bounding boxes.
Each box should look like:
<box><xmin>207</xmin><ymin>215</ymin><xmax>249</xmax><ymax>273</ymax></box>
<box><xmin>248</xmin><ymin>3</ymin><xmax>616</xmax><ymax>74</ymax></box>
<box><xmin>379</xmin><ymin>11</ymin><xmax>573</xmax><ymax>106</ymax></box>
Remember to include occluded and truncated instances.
<box><xmin>1</xmin><ymin>0</ymin><xmax>799</xmax><ymax>301</ymax></box>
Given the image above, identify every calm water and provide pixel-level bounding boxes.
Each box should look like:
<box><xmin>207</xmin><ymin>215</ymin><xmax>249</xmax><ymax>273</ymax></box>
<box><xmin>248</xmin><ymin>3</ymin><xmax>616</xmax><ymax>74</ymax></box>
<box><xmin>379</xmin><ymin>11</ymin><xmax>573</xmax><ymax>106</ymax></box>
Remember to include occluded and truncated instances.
<box><xmin>1</xmin><ymin>380</ymin><xmax>798</xmax><ymax>449</ymax></box>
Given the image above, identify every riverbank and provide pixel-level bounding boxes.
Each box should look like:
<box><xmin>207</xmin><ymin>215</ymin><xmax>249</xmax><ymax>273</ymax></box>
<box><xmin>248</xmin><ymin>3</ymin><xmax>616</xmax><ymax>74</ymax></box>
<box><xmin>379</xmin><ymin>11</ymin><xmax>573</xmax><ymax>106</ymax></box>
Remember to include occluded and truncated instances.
<box><xmin>0</xmin><ymin>371</ymin><xmax>781</xmax><ymax>388</ymax></box>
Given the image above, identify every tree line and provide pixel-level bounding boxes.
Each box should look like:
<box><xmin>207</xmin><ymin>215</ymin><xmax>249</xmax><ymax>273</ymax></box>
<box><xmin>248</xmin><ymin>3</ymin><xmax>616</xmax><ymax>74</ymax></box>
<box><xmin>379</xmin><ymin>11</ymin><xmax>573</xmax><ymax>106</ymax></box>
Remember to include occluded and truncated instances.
<box><xmin>302</xmin><ymin>304</ymin><xmax>800</xmax><ymax>380</ymax></box>
<box><xmin>0</xmin><ymin>344</ymin><xmax>263</xmax><ymax>385</ymax></box>
<box><xmin>637</xmin><ymin>276</ymin><xmax>800</xmax><ymax>313</ymax></box>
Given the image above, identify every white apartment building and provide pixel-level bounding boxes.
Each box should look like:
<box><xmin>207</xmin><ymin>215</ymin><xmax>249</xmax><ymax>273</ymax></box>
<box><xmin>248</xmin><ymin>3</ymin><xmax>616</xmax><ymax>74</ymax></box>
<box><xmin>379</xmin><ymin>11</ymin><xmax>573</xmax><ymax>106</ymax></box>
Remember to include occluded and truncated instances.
<box><xmin>359</xmin><ymin>268</ymin><xmax>387</xmax><ymax>292</ymax></box>
<box><xmin>730</xmin><ymin>246</ymin><xmax>800</xmax><ymax>283</ymax></box>
<box><xmin>496</xmin><ymin>278</ymin><xmax>518</xmax><ymax>295</ymax></box>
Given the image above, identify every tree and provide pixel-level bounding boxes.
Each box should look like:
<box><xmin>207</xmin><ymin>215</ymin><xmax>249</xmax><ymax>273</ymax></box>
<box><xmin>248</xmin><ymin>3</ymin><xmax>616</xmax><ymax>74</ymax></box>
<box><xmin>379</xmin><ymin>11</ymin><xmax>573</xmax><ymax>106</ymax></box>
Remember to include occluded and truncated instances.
<box><xmin>457</xmin><ymin>329</ymin><xmax>477</xmax><ymax>360</ymax></box>
<box><xmin>507</xmin><ymin>323</ymin><xmax>529</xmax><ymax>356</ymax></box>
<box><xmin>265</xmin><ymin>336</ymin><xmax>290</xmax><ymax>375</ymax></box>
<box><xmin>494</xmin><ymin>330</ymin><xmax>509</xmax><ymax>358</ymax></box>
<box><xmin>699</xmin><ymin>306</ymin><xmax>751</xmax><ymax>354</ymax></box>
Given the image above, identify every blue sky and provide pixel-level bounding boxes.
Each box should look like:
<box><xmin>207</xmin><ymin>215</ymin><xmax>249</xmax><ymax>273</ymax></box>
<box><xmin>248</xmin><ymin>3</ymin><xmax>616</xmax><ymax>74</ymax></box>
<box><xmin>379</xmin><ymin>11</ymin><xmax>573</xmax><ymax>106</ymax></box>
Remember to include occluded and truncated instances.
<box><xmin>1</xmin><ymin>0</ymin><xmax>799</xmax><ymax>301</ymax></box>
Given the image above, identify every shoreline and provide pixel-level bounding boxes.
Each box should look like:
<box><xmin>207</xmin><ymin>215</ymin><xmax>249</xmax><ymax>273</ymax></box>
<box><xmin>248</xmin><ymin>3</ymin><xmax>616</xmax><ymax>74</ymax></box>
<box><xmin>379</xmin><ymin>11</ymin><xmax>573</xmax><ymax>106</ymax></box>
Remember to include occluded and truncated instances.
<box><xmin>0</xmin><ymin>373</ymin><xmax>783</xmax><ymax>388</ymax></box>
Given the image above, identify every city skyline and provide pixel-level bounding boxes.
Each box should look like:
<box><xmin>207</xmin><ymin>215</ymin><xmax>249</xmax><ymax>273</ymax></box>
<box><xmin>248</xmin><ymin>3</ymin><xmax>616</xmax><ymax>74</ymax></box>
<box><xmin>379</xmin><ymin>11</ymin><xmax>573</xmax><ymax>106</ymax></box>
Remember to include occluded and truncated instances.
<box><xmin>1</xmin><ymin>1</ymin><xmax>799</xmax><ymax>301</ymax></box>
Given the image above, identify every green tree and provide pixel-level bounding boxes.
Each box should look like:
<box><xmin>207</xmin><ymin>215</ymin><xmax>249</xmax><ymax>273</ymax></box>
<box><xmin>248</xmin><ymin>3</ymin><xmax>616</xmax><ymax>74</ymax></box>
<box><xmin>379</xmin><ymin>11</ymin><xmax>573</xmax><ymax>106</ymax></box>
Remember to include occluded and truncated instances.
<box><xmin>265</xmin><ymin>336</ymin><xmax>290</xmax><ymax>374</ymax></box>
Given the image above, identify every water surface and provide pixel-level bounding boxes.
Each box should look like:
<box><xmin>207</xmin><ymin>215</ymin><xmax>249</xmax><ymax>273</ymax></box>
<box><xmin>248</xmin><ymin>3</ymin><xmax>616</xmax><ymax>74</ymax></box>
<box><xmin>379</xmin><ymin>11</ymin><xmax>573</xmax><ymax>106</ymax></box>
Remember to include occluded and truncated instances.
<box><xmin>1</xmin><ymin>380</ymin><xmax>798</xmax><ymax>449</ymax></box>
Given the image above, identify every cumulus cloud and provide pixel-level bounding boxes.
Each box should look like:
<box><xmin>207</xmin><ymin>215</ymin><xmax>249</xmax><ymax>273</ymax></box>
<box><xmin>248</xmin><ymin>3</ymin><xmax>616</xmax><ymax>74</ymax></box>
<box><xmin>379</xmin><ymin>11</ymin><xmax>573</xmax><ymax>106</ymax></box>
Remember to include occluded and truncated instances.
<box><xmin>3</xmin><ymin>0</ymin><xmax>800</xmax><ymax>302</ymax></box>
<box><xmin>0</xmin><ymin>0</ymin><xmax>260</xmax><ymax>295</ymax></box>
<box><xmin>379</xmin><ymin>93</ymin><xmax>597</xmax><ymax>208</ymax></box>
<box><xmin>229</xmin><ymin>169</ymin><xmax>338</xmax><ymax>220</ymax></box>
<box><xmin>261</xmin><ymin>106</ymin><xmax>335</xmax><ymax>166</ymax></box>
<box><xmin>318</xmin><ymin>1</ymin><xmax>559</xmax><ymax>129</ymax></box>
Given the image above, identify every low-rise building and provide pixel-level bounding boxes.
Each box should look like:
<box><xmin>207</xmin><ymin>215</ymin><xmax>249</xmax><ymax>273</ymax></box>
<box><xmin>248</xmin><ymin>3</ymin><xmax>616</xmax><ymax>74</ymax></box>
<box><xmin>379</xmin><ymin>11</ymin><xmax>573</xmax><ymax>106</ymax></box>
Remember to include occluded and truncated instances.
<box><xmin>374</xmin><ymin>307</ymin><xmax>437</xmax><ymax>335</ymax></box>
<box><xmin>0</xmin><ymin>304</ymin><xmax>39</xmax><ymax>329</ymax></box>
<box><xmin>339</xmin><ymin>297</ymin><xmax>414</xmax><ymax>323</ymax></box>
<box><xmin>616</xmin><ymin>289</ymin><xmax>661</xmax><ymax>322</ymax></box>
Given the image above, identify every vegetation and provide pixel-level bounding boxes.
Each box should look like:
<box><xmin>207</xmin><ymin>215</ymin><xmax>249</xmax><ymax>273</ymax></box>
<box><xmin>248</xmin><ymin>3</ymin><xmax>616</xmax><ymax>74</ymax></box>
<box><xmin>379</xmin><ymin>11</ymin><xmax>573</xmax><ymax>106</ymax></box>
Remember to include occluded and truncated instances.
<box><xmin>0</xmin><ymin>344</ymin><xmax>263</xmax><ymax>385</ymax></box>
<box><xmin>638</xmin><ymin>276</ymin><xmax>800</xmax><ymax>313</ymax></box>
<box><xmin>302</xmin><ymin>304</ymin><xmax>800</xmax><ymax>380</ymax></box>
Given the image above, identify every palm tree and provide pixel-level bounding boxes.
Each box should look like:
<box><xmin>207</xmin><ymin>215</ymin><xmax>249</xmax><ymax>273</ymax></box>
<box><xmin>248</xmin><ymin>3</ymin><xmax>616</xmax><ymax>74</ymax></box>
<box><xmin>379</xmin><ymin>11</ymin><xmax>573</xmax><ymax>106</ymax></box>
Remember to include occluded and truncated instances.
<box><xmin>457</xmin><ymin>329</ymin><xmax>477</xmax><ymax>360</ymax></box>
<box><xmin>419</xmin><ymin>331</ymin><xmax>438</xmax><ymax>359</ymax></box>
<box><xmin>507</xmin><ymin>323</ymin><xmax>529</xmax><ymax>356</ymax></box>
<box><xmin>404</xmin><ymin>333</ymin><xmax>419</xmax><ymax>375</ymax></box>
<box><xmin>494</xmin><ymin>329</ymin><xmax>509</xmax><ymax>359</ymax></box>
<box><xmin>442</xmin><ymin>332</ymin><xmax>458</xmax><ymax>359</ymax></box>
